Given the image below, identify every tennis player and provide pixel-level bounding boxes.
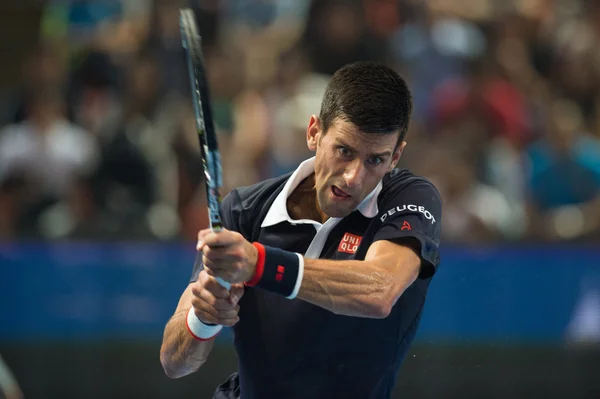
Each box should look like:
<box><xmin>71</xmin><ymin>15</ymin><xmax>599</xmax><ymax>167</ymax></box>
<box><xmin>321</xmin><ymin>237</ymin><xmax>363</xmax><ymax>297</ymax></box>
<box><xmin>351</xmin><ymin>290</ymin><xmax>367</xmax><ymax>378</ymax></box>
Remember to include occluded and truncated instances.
<box><xmin>160</xmin><ymin>61</ymin><xmax>442</xmax><ymax>399</ymax></box>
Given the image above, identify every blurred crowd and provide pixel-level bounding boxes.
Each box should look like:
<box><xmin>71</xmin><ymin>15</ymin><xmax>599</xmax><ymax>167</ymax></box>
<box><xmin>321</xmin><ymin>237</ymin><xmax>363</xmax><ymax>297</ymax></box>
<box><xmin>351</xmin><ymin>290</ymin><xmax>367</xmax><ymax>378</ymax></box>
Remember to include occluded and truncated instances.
<box><xmin>0</xmin><ymin>0</ymin><xmax>599</xmax><ymax>244</ymax></box>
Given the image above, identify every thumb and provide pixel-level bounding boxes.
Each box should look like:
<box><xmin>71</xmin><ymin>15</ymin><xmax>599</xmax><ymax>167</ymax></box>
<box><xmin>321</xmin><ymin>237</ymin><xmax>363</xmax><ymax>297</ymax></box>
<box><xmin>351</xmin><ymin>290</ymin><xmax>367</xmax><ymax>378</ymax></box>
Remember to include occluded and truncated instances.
<box><xmin>196</xmin><ymin>228</ymin><xmax>212</xmax><ymax>250</ymax></box>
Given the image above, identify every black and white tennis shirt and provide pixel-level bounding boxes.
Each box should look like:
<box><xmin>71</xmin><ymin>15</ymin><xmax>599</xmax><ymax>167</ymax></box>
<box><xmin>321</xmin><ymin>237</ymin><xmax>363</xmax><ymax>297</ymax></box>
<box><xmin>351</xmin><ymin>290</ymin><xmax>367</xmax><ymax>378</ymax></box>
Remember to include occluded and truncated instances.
<box><xmin>191</xmin><ymin>157</ymin><xmax>442</xmax><ymax>399</ymax></box>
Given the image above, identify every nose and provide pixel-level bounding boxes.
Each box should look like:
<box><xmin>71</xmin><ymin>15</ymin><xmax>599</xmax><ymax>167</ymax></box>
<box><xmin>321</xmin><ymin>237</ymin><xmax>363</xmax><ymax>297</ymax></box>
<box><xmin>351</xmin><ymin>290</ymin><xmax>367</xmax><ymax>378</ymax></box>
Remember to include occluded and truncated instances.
<box><xmin>343</xmin><ymin>160</ymin><xmax>364</xmax><ymax>188</ymax></box>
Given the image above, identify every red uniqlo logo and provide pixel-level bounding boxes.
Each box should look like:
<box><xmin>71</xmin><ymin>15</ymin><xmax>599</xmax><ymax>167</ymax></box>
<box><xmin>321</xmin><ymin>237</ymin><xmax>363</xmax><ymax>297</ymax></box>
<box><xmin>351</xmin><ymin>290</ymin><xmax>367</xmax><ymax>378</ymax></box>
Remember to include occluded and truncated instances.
<box><xmin>338</xmin><ymin>233</ymin><xmax>362</xmax><ymax>254</ymax></box>
<box><xmin>275</xmin><ymin>265</ymin><xmax>285</xmax><ymax>282</ymax></box>
<box><xmin>401</xmin><ymin>221</ymin><xmax>411</xmax><ymax>231</ymax></box>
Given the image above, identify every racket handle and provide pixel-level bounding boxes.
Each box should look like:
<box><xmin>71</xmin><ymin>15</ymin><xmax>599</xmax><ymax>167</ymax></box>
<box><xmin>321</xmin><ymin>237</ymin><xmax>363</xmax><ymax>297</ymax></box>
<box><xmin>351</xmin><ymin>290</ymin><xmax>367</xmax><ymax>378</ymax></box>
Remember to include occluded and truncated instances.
<box><xmin>216</xmin><ymin>277</ymin><xmax>231</xmax><ymax>290</ymax></box>
<box><xmin>209</xmin><ymin>227</ymin><xmax>230</xmax><ymax>290</ymax></box>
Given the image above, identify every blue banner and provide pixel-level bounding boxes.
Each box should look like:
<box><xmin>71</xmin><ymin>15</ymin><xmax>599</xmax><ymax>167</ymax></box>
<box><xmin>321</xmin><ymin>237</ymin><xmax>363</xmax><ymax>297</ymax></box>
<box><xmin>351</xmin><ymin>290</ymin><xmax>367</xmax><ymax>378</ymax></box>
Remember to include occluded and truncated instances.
<box><xmin>1</xmin><ymin>243</ymin><xmax>598</xmax><ymax>343</ymax></box>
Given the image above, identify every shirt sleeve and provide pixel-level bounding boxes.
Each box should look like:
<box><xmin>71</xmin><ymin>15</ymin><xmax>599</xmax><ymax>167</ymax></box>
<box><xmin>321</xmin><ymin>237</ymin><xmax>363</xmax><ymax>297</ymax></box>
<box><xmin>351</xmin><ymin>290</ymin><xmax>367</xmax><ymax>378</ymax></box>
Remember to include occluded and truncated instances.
<box><xmin>189</xmin><ymin>189</ymin><xmax>244</xmax><ymax>283</ymax></box>
<box><xmin>373</xmin><ymin>180</ymin><xmax>442</xmax><ymax>279</ymax></box>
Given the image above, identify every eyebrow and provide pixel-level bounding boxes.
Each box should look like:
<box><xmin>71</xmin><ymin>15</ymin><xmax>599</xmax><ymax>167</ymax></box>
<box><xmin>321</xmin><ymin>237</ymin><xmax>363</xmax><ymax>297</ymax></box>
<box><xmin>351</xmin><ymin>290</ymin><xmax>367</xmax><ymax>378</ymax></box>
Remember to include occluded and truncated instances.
<box><xmin>336</xmin><ymin>139</ymin><xmax>393</xmax><ymax>158</ymax></box>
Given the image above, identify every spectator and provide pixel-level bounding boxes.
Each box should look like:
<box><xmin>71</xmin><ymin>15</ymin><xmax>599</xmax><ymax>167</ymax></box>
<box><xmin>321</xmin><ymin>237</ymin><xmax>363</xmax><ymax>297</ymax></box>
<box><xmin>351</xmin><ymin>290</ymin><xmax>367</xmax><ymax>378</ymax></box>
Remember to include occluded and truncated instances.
<box><xmin>0</xmin><ymin>88</ymin><xmax>99</xmax><ymax>238</ymax></box>
<box><xmin>421</xmin><ymin>142</ymin><xmax>522</xmax><ymax>243</ymax></box>
<box><xmin>0</xmin><ymin>42</ymin><xmax>69</xmax><ymax>126</ymax></box>
<box><xmin>525</xmin><ymin>98</ymin><xmax>600</xmax><ymax>241</ymax></box>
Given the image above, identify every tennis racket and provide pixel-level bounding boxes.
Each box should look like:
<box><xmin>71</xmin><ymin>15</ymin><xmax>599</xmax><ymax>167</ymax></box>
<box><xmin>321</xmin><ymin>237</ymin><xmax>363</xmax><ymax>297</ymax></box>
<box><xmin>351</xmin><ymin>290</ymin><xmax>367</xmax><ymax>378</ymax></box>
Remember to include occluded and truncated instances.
<box><xmin>180</xmin><ymin>8</ymin><xmax>231</xmax><ymax>290</ymax></box>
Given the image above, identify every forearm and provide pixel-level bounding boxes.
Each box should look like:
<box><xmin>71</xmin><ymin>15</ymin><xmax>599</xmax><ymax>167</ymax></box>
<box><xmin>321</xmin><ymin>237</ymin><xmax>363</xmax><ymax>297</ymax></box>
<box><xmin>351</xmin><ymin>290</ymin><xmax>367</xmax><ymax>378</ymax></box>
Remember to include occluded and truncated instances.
<box><xmin>297</xmin><ymin>258</ymin><xmax>398</xmax><ymax>318</ymax></box>
<box><xmin>160</xmin><ymin>309</ymin><xmax>215</xmax><ymax>379</ymax></box>
<box><xmin>297</xmin><ymin>241</ymin><xmax>420</xmax><ymax>318</ymax></box>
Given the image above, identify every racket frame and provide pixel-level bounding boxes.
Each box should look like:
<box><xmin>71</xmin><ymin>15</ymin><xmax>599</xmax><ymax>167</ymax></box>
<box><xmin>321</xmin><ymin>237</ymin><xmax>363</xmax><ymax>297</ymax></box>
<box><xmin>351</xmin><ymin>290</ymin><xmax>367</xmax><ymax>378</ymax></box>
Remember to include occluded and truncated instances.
<box><xmin>180</xmin><ymin>8</ymin><xmax>230</xmax><ymax>290</ymax></box>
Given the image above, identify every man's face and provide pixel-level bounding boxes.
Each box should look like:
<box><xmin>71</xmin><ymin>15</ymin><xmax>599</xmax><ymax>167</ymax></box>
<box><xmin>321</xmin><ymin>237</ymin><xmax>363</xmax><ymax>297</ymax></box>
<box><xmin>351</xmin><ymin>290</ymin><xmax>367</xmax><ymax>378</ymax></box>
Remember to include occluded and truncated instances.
<box><xmin>307</xmin><ymin>116</ymin><xmax>405</xmax><ymax>218</ymax></box>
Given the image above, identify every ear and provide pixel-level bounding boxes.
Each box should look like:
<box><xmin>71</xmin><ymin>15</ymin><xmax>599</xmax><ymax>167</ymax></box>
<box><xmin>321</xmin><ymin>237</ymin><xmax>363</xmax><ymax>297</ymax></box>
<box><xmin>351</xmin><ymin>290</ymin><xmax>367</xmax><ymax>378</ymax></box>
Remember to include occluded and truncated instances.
<box><xmin>390</xmin><ymin>141</ymin><xmax>407</xmax><ymax>170</ymax></box>
<box><xmin>306</xmin><ymin>115</ymin><xmax>321</xmax><ymax>152</ymax></box>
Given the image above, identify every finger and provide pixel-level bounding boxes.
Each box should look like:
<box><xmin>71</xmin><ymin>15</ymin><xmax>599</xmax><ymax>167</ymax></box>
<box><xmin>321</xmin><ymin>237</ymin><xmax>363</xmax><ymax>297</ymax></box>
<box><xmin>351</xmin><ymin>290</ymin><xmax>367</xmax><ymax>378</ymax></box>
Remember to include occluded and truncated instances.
<box><xmin>204</xmin><ymin>244</ymin><xmax>247</xmax><ymax>262</ymax></box>
<box><xmin>219</xmin><ymin>315</ymin><xmax>240</xmax><ymax>327</ymax></box>
<box><xmin>203</xmin><ymin>272</ymin><xmax>231</xmax><ymax>299</ymax></box>
<box><xmin>200</xmin><ymin>291</ymin><xmax>238</xmax><ymax>311</ymax></box>
<box><xmin>192</xmin><ymin>307</ymin><xmax>220</xmax><ymax>325</ymax></box>
<box><xmin>198</xmin><ymin>269</ymin><xmax>212</xmax><ymax>285</ymax></box>
<box><xmin>191</xmin><ymin>281</ymin><xmax>202</xmax><ymax>299</ymax></box>
<box><xmin>213</xmin><ymin>297</ymin><xmax>237</xmax><ymax>311</ymax></box>
<box><xmin>203</xmin><ymin>251</ymin><xmax>245</xmax><ymax>279</ymax></box>
<box><xmin>203</xmin><ymin>258</ymin><xmax>237</xmax><ymax>284</ymax></box>
<box><xmin>191</xmin><ymin>295</ymin><xmax>240</xmax><ymax>326</ymax></box>
<box><xmin>196</xmin><ymin>287</ymin><xmax>230</xmax><ymax>312</ymax></box>
<box><xmin>196</xmin><ymin>229</ymin><xmax>212</xmax><ymax>250</ymax></box>
<box><xmin>229</xmin><ymin>284</ymin><xmax>245</xmax><ymax>305</ymax></box>
<box><xmin>202</xmin><ymin>230</ymin><xmax>238</xmax><ymax>248</ymax></box>
<box><xmin>194</xmin><ymin>288</ymin><xmax>238</xmax><ymax>313</ymax></box>
<box><xmin>193</xmin><ymin>297</ymin><xmax>239</xmax><ymax>325</ymax></box>
<box><xmin>216</xmin><ymin>306</ymin><xmax>241</xmax><ymax>326</ymax></box>
<box><xmin>199</xmin><ymin>269</ymin><xmax>230</xmax><ymax>297</ymax></box>
<box><xmin>202</xmin><ymin>245</ymin><xmax>228</xmax><ymax>261</ymax></box>
<box><xmin>215</xmin><ymin>307</ymin><xmax>240</xmax><ymax>321</ymax></box>
<box><xmin>191</xmin><ymin>296</ymin><xmax>221</xmax><ymax>323</ymax></box>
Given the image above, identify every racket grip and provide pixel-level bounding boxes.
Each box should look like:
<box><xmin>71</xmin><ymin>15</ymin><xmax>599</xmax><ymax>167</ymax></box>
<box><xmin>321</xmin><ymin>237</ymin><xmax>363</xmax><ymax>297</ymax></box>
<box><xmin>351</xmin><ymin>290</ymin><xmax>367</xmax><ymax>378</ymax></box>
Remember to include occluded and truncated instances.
<box><xmin>216</xmin><ymin>277</ymin><xmax>231</xmax><ymax>290</ymax></box>
<box><xmin>208</xmin><ymin>227</ymin><xmax>230</xmax><ymax>290</ymax></box>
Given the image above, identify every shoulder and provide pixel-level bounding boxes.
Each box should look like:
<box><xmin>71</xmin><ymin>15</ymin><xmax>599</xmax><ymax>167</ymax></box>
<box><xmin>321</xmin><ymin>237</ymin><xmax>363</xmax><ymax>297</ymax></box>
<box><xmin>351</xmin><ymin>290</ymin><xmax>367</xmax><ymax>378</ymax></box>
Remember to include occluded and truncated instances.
<box><xmin>223</xmin><ymin>173</ymin><xmax>291</xmax><ymax>214</ymax></box>
<box><xmin>221</xmin><ymin>173</ymin><xmax>291</xmax><ymax>237</ymax></box>
<box><xmin>0</xmin><ymin>123</ymin><xmax>26</xmax><ymax>140</ymax></box>
<box><xmin>380</xmin><ymin>168</ymin><xmax>442</xmax><ymax>204</ymax></box>
<box><xmin>0</xmin><ymin>124</ymin><xmax>31</xmax><ymax>153</ymax></box>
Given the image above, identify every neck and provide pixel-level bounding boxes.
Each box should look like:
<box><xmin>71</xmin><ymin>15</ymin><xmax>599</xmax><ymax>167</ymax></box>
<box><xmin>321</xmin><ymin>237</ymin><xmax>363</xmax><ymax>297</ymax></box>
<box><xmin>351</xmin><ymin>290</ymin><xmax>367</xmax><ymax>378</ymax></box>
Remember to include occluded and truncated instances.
<box><xmin>286</xmin><ymin>174</ymin><xmax>329</xmax><ymax>224</ymax></box>
<box><xmin>31</xmin><ymin>114</ymin><xmax>58</xmax><ymax>134</ymax></box>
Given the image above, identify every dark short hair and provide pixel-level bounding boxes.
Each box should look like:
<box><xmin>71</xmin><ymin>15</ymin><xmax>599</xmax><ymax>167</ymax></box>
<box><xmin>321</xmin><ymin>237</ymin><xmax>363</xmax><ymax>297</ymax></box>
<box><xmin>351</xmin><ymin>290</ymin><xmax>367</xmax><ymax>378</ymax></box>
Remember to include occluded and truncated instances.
<box><xmin>319</xmin><ymin>61</ymin><xmax>413</xmax><ymax>144</ymax></box>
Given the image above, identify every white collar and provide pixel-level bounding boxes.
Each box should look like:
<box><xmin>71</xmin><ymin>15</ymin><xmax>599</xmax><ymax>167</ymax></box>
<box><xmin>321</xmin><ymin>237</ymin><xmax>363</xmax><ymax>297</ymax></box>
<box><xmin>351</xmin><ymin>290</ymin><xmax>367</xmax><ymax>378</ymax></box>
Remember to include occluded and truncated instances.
<box><xmin>261</xmin><ymin>157</ymin><xmax>382</xmax><ymax>228</ymax></box>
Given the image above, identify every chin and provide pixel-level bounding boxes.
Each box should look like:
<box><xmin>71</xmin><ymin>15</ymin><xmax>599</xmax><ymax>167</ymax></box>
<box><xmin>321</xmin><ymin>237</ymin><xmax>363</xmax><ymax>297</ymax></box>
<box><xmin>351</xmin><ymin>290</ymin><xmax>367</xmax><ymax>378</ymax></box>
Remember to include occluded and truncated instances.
<box><xmin>321</xmin><ymin>202</ymin><xmax>353</xmax><ymax>219</ymax></box>
<box><xmin>317</xmin><ymin>190</ymin><xmax>354</xmax><ymax>219</ymax></box>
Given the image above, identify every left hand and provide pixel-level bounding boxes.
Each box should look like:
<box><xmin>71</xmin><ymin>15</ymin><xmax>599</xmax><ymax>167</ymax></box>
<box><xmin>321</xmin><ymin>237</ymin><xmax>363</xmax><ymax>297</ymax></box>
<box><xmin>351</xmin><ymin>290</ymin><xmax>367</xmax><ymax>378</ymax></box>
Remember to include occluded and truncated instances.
<box><xmin>197</xmin><ymin>228</ymin><xmax>258</xmax><ymax>284</ymax></box>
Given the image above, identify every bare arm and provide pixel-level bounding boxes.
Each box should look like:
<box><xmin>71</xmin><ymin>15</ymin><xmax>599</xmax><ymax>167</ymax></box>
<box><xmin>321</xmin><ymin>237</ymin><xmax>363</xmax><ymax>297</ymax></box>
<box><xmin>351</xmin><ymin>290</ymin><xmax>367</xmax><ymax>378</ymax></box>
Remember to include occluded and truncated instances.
<box><xmin>198</xmin><ymin>229</ymin><xmax>425</xmax><ymax>319</ymax></box>
<box><xmin>159</xmin><ymin>285</ymin><xmax>215</xmax><ymax>379</ymax></box>
<box><xmin>160</xmin><ymin>271</ymin><xmax>243</xmax><ymax>379</ymax></box>
<box><xmin>297</xmin><ymin>239</ymin><xmax>422</xmax><ymax>318</ymax></box>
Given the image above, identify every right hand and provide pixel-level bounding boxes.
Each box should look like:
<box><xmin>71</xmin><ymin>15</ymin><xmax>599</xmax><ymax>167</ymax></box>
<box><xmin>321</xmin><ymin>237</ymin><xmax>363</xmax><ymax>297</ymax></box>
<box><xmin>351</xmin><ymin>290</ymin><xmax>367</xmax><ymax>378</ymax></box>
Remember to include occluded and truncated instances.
<box><xmin>190</xmin><ymin>270</ymin><xmax>244</xmax><ymax>326</ymax></box>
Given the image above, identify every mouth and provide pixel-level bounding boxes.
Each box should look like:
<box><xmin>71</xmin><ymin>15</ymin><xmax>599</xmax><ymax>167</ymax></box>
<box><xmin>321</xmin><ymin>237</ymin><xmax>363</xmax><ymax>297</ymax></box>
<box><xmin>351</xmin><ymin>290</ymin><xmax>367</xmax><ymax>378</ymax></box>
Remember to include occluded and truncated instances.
<box><xmin>331</xmin><ymin>185</ymin><xmax>352</xmax><ymax>200</ymax></box>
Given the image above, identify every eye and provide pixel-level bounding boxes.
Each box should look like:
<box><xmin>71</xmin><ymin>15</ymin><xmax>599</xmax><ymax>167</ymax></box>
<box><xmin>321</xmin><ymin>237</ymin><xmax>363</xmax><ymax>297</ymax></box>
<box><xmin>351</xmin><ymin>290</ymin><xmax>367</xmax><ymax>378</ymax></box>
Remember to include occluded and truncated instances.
<box><xmin>338</xmin><ymin>146</ymin><xmax>351</xmax><ymax>157</ymax></box>
<box><xmin>367</xmin><ymin>156</ymin><xmax>383</xmax><ymax>166</ymax></box>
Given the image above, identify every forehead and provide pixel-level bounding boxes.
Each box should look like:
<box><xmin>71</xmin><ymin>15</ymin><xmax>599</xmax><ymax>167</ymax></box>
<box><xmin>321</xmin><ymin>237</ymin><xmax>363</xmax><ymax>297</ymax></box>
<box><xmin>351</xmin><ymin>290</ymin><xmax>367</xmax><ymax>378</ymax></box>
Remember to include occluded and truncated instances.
<box><xmin>326</xmin><ymin>119</ymin><xmax>398</xmax><ymax>151</ymax></box>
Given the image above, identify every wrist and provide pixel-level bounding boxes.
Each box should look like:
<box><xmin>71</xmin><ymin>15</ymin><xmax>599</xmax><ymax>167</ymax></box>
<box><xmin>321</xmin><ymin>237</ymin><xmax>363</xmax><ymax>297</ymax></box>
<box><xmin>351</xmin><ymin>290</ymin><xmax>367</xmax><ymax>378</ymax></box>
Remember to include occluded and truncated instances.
<box><xmin>245</xmin><ymin>242</ymin><xmax>304</xmax><ymax>299</ymax></box>
<box><xmin>246</xmin><ymin>242</ymin><xmax>265</xmax><ymax>286</ymax></box>
<box><xmin>185</xmin><ymin>307</ymin><xmax>222</xmax><ymax>341</ymax></box>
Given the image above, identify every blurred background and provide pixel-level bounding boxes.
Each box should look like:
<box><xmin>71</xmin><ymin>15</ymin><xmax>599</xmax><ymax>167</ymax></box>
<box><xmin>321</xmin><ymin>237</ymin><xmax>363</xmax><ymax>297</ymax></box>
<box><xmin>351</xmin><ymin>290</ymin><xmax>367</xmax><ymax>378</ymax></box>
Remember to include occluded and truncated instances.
<box><xmin>0</xmin><ymin>0</ymin><xmax>599</xmax><ymax>398</ymax></box>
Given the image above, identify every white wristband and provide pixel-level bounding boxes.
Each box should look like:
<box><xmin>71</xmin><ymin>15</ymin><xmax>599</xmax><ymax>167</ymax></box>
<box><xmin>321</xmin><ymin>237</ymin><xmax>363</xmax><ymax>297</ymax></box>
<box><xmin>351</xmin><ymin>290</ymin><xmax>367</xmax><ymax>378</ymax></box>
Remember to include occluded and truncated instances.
<box><xmin>186</xmin><ymin>307</ymin><xmax>223</xmax><ymax>340</ymax></box>
<box><xmin>286</xmin><ymin>253</ymin><xmax>304</xmax><ymax>300</ymax></box>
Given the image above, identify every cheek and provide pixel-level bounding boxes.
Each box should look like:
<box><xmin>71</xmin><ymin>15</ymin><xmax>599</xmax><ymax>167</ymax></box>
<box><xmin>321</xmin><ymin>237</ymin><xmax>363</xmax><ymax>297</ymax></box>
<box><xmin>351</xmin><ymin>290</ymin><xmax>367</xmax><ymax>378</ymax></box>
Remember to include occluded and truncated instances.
<box><xmin>314</xmin><ymin>151</ymin><xmax>330</xmax><ymax>173</ymax></box>
<box><xmin>319</xmin><ymin>161</ymin><xmax>339</xmax><ymax>182</ymax></box>
<box><xmin>362</xmin><ymin>173</ymin><xmax>385</xmax><ymax>194</ymax></box>
<box><xmin>315</xmin><ymin>162</ymin><xmax>336</xmax><ymax>194</ymax></box>
<box><xmin>313</xmin><ymin>157</ymin><xmax>325</xmax><ymax>186</ymax></box>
